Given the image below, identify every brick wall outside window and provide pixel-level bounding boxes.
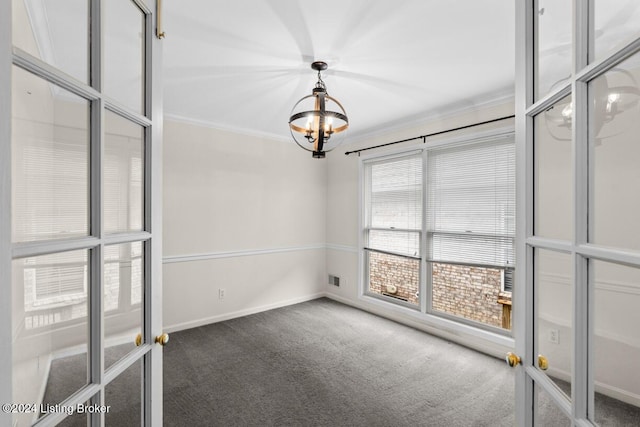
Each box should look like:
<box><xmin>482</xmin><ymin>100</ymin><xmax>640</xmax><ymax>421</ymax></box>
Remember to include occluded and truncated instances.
<box><xmin>368</xmin><ymin>255</ymin><xmax>512</xmax><ymax>329</ymax></box>
<box><xmin>432</xmin><ymin>263</ymin><xmax>509</xmax><ymax>328</ymax></box>
<box><xmin>368</xmin><ymin>251</ymin><xmax>420</xmax><ymax>305</ymax></box>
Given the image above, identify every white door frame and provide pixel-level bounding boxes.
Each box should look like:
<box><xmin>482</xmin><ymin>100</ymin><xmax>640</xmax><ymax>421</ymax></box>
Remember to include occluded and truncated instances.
<box><xmin>515</xmin><ymin>1</ymin><xmax>640</xmax><ymax>425</ymax></box>
<box><xmin>0</xmin><ymin>0</ymin><xmax>163</xmax><ymax>425</ymax></box>
<box><xmin>147</xmin><ymin>0</ymin><xmax>164</xmax><ymax>422</ymax></box>
<box><xmin>0</xmin><ymin>0</ymin><xmax>13</xmax><ymax>424</ymax></box>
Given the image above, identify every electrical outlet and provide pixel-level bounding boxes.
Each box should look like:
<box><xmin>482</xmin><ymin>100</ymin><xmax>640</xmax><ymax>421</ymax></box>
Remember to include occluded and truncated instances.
<box><xmin>549</xmin><ymin>329</ymin><xmax>559</xmax><ymax>344</ymax></box>
<box><xmin>218</xmin><ymin>288</ymin><xmax>225</xmax><ymax>299</ymax></box>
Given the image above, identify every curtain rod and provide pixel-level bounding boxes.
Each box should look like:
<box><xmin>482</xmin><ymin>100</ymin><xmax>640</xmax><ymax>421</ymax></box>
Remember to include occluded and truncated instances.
<box><xmin>344</xmin><ymin>114</ymin><xmax>516</xmax><ymax>156</ymax></box>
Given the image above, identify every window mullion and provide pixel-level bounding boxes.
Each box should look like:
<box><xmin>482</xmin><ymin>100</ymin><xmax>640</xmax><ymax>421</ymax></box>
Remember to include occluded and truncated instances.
<box><xmin>421</xmin><ymin>149</ymin><xmax>429</xmax><ymax>314</ymax></box>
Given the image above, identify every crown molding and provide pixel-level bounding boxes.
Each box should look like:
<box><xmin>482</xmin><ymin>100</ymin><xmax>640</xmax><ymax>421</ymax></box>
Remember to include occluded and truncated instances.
<box><xmin>165</xmin><ymin>91</ymin><xmax>514</xmax><ymax>147</ymax></box>
<box><xmin>164</xmin><ymin>113</ymin><xmax>291</xmax><ymax>143</ymax></box>
<box><xmin>344</xmin><ymin>91</ymin><xmax>515</xmax><ymax>145</ymax></box>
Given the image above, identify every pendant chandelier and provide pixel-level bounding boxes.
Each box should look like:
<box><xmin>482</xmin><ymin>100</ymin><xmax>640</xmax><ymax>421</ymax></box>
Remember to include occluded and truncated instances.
<box><xmin>545</xmin><ymin>69</ymin><xmax>640</xmax><ymax>142</ymax></box>
<box><xmin>288</xmin><ymin>61</ymin><xmax>349</xmax><ymax>158</ymax></box>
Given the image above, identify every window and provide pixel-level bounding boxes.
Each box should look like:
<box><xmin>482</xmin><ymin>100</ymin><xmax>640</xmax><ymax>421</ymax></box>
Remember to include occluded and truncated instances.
<box><xmin>362</xmin><ymin>133</ymin><xmax>515</xmax><ymax>331</ymax></box>
<box><xmin>427</xmin><ymin>139</ymin><xmax>515</xmax><ymax>267</ymax></box>
<box><xmin>427</xmin><ymin>137</ymin><xmax>515</xmax><ymax>329</ymax></box>
<box><xmin>363</xmin><ymin>152</ymin><xmax>422</xmax><ymax>306</ymax></box>
<box><xmin>18</xmin><ymin>250</ymin><xmax>89</xmax><ymax>330</ymax></box>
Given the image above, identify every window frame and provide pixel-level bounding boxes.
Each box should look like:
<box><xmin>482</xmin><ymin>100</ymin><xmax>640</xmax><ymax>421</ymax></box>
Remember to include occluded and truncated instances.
<box><xmin>359</xmin><ymin>126</ymin><xmax>516</xmax><ymax>338</ymax></box>
<box><xmin>362</xmin><ymin>150</ymin><xmax>424</xmax><ymax>310</ymax></box>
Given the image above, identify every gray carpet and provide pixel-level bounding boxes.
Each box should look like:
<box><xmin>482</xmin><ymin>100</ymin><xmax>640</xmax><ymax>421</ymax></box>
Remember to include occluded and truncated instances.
<box><xmin>42</xmin><ymin>298</ymin><xmax>640</xmax><ymax>426</ymax></box>
<box><xmin>162</xmin><ymin>298</ymin><xmax>515</xmax><ymax>427</ymax></box>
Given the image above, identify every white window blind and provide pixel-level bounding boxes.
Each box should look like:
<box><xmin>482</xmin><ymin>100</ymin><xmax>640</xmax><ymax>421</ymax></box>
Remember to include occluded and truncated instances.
<box><xmin>19</xmin><ymin>249</ymin><xmax>88</xmax><ymax>330</ymax></box>
<box><xmin>104</xmin><ymin>110</ymin><xmax>144</xmax><ymax>234</ymax></box>
<box><xmin>364</xmin><ymin>152</ymin><xmax>422</xmax><ymax>257</ymax></box>
<box><xmin>12</xmin><ymin>66</ymin><xmax>90</xmax><ymax>243</ymax></box>
<box><xmin>13</xmin><ymin>126</ymin><xmax>89</xmax><ymax>242</ymax></box>
<box><xmin>427</xmin><ymin>137</ymin><xmax>515</xmax><ymax>267</ymax></box>
<box><xmin>31</xmin><ymin>251</ymin><xmax>87</xmax><ymax>300</ymax></box>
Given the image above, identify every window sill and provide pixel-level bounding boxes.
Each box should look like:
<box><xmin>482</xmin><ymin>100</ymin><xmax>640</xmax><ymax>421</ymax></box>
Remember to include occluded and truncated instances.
<box><xmin>355</xmin><ymin>293</ymin><xmax>515</xmax><ymax>358</ymax></box>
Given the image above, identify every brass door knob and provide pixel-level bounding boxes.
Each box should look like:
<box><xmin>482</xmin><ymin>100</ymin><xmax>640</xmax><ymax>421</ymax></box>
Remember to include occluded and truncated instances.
<box><xmin>155</xmin><ymin>333</ymin><xmax>169</xmax><ymax>346</ymax></box>
<box><xmin>538</xmin><ymin>354</ymin><xmax>549</xmax><ymax>371</ymax></box>
<box><xmin>506</xmin><ymin>352</ymin><xmax>521</xmax><ymax>367</ymax></box>
<box><xmin>135</xmin><ymin>333</ymin><xmax>143</xmax><ymax>347</ymax></box>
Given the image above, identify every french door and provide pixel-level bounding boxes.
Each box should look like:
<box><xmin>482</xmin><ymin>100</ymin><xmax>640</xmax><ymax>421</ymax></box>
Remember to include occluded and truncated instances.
<box><xmin>1</xmin><ymin>0</ymin><xmax>164</xmax><ymax>425</ymax></box>
<box><xmin>515</xmin><ymin>0</ymin><xmax>640</xmax><ymax>425</ymax></box>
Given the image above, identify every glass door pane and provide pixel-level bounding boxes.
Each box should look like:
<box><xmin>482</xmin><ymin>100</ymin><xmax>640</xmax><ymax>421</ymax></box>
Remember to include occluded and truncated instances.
<box><xmin>105</xmin><ymin>242</ymin><xmax>144</xmax><ymax>369</ymax></box>
<box><xmin>534</xmin><ymin>95</ymin><xmax>573</xmax><ymax>241</ymax></box>
<box><xmin>12</xmin><ymin>250</ymin><xmax>89</xmax><ymax>426</ymax></box>
<box><xmin>534</xmin><ymin>249</ymin><xmax>573</xmax><ymax>396</ymax></box>
<box><xmin>104</xmin><ymin>110</ymin><xmax>144</xmax><ymax>235</ymax></box>
<box><xmin>534</xmin><ymin>0</ymin><xmax>572</xmax><ymax>100</ymax></box>
<box><xmin>57</xmin><ymin>402</ymin><xmax>90</xmax><ymax>427</ymax></box>
<box><xmin>12</xmin><ymin>66</ymin><xmax>89</xmax><ymax>243</ymax></box>
<box><xmin>592</xmin><ymin>259</ymin><xmax>640</xmax><ymax>424</ymax></box>
<box><xmin>104</xmin><ymin>0</ymin><xmax>145</xmax><ymax>114</ymax></box>
<box><xmin>592</xmin><ymin>1</ymin><xmax>640</xmax><ymax>63</ymax></box>
<box><xmin>12</xmin><ymin>0</ymin><xmax>89</xmax><ymax>84</ymax></box>
<box><xmin>535</xmin><ymin>384</ymin><xmax>571</xmax><ymax>426</ymax></box>
<box><xmin>105</xmin><ymin>359</ymin><xmax>143</xmax><ymax>425</ymax></box>
<box><xmin>589</xmin><ymin>52</ymin><xmax>640</xmax><ymax>251</ymax></box>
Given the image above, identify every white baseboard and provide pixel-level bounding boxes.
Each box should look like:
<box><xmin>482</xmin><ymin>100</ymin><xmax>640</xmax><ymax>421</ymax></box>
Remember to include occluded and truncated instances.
<box><xmin>596</xmin><ymin>382</ymin><xmax>640</xmax><ymax>408</ymax></box>
<box><xmin>324</xmin><ymin>292</ymin><xmax>513</xmax><ymax>359</ymax></box>
<box><xmin>547</xmin><ymin>366</ymin><xmax>640</xmax><ymax>408</ymax></box>
<box><xmin>164</xmin><ymin>292</ymin><xmax>327</xmax><ymax>333</ymax></box>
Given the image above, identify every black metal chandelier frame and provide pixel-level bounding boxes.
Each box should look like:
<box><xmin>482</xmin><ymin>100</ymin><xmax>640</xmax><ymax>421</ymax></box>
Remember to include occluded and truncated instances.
<box><xmin>288</xmin><ymin>61</ymin><xmax>349</xmax><ymax>158</ymax></box>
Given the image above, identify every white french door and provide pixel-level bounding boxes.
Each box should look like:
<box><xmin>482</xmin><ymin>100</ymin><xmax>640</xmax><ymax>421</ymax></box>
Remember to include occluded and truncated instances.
<box><xmin>515</xmin><ymin>0</ymin><xmax>640</xmax><ymax>425</ymax></box>
<box><xmin>1</xmin><ymin>0</ymin><xmax>164</xmax><ymax>425</ymax></box>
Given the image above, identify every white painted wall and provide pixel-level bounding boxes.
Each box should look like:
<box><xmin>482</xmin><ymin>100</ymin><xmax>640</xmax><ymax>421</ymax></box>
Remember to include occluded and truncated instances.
<box><xmin>162</xmin><ymin>119</ymin><xmax>328</xmax><ymax>331</ymax></box>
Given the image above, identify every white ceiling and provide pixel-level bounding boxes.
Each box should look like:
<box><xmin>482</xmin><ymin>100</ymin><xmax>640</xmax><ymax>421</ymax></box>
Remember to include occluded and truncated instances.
<box><xmin>162</xmin><ymin>0</ymin><xmax>516</xmax><ymax>141</ymax></box>
<box><xmin>22</xmin><ymin>1</ymin><xmax>640</xmax><ymax>143</ymax></box>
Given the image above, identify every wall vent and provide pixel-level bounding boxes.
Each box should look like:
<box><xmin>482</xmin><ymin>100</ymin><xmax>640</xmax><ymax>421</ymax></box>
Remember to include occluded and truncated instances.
<box><xmin>502</xmin><ymin>267</ymin><xmax>514</xmax><ymax>292</ymax></box>
<box><xmin>328</xmin><ymin>274</ymin><xmax>340</xmax><ymax>287</ymax></box>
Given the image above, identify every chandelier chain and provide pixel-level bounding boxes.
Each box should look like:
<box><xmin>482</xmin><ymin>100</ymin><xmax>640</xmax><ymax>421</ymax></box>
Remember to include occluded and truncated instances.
<box><xmin>315</xmin><ymin>70</ymin><xmax>327</xmax><ymax>93</ymax></box>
